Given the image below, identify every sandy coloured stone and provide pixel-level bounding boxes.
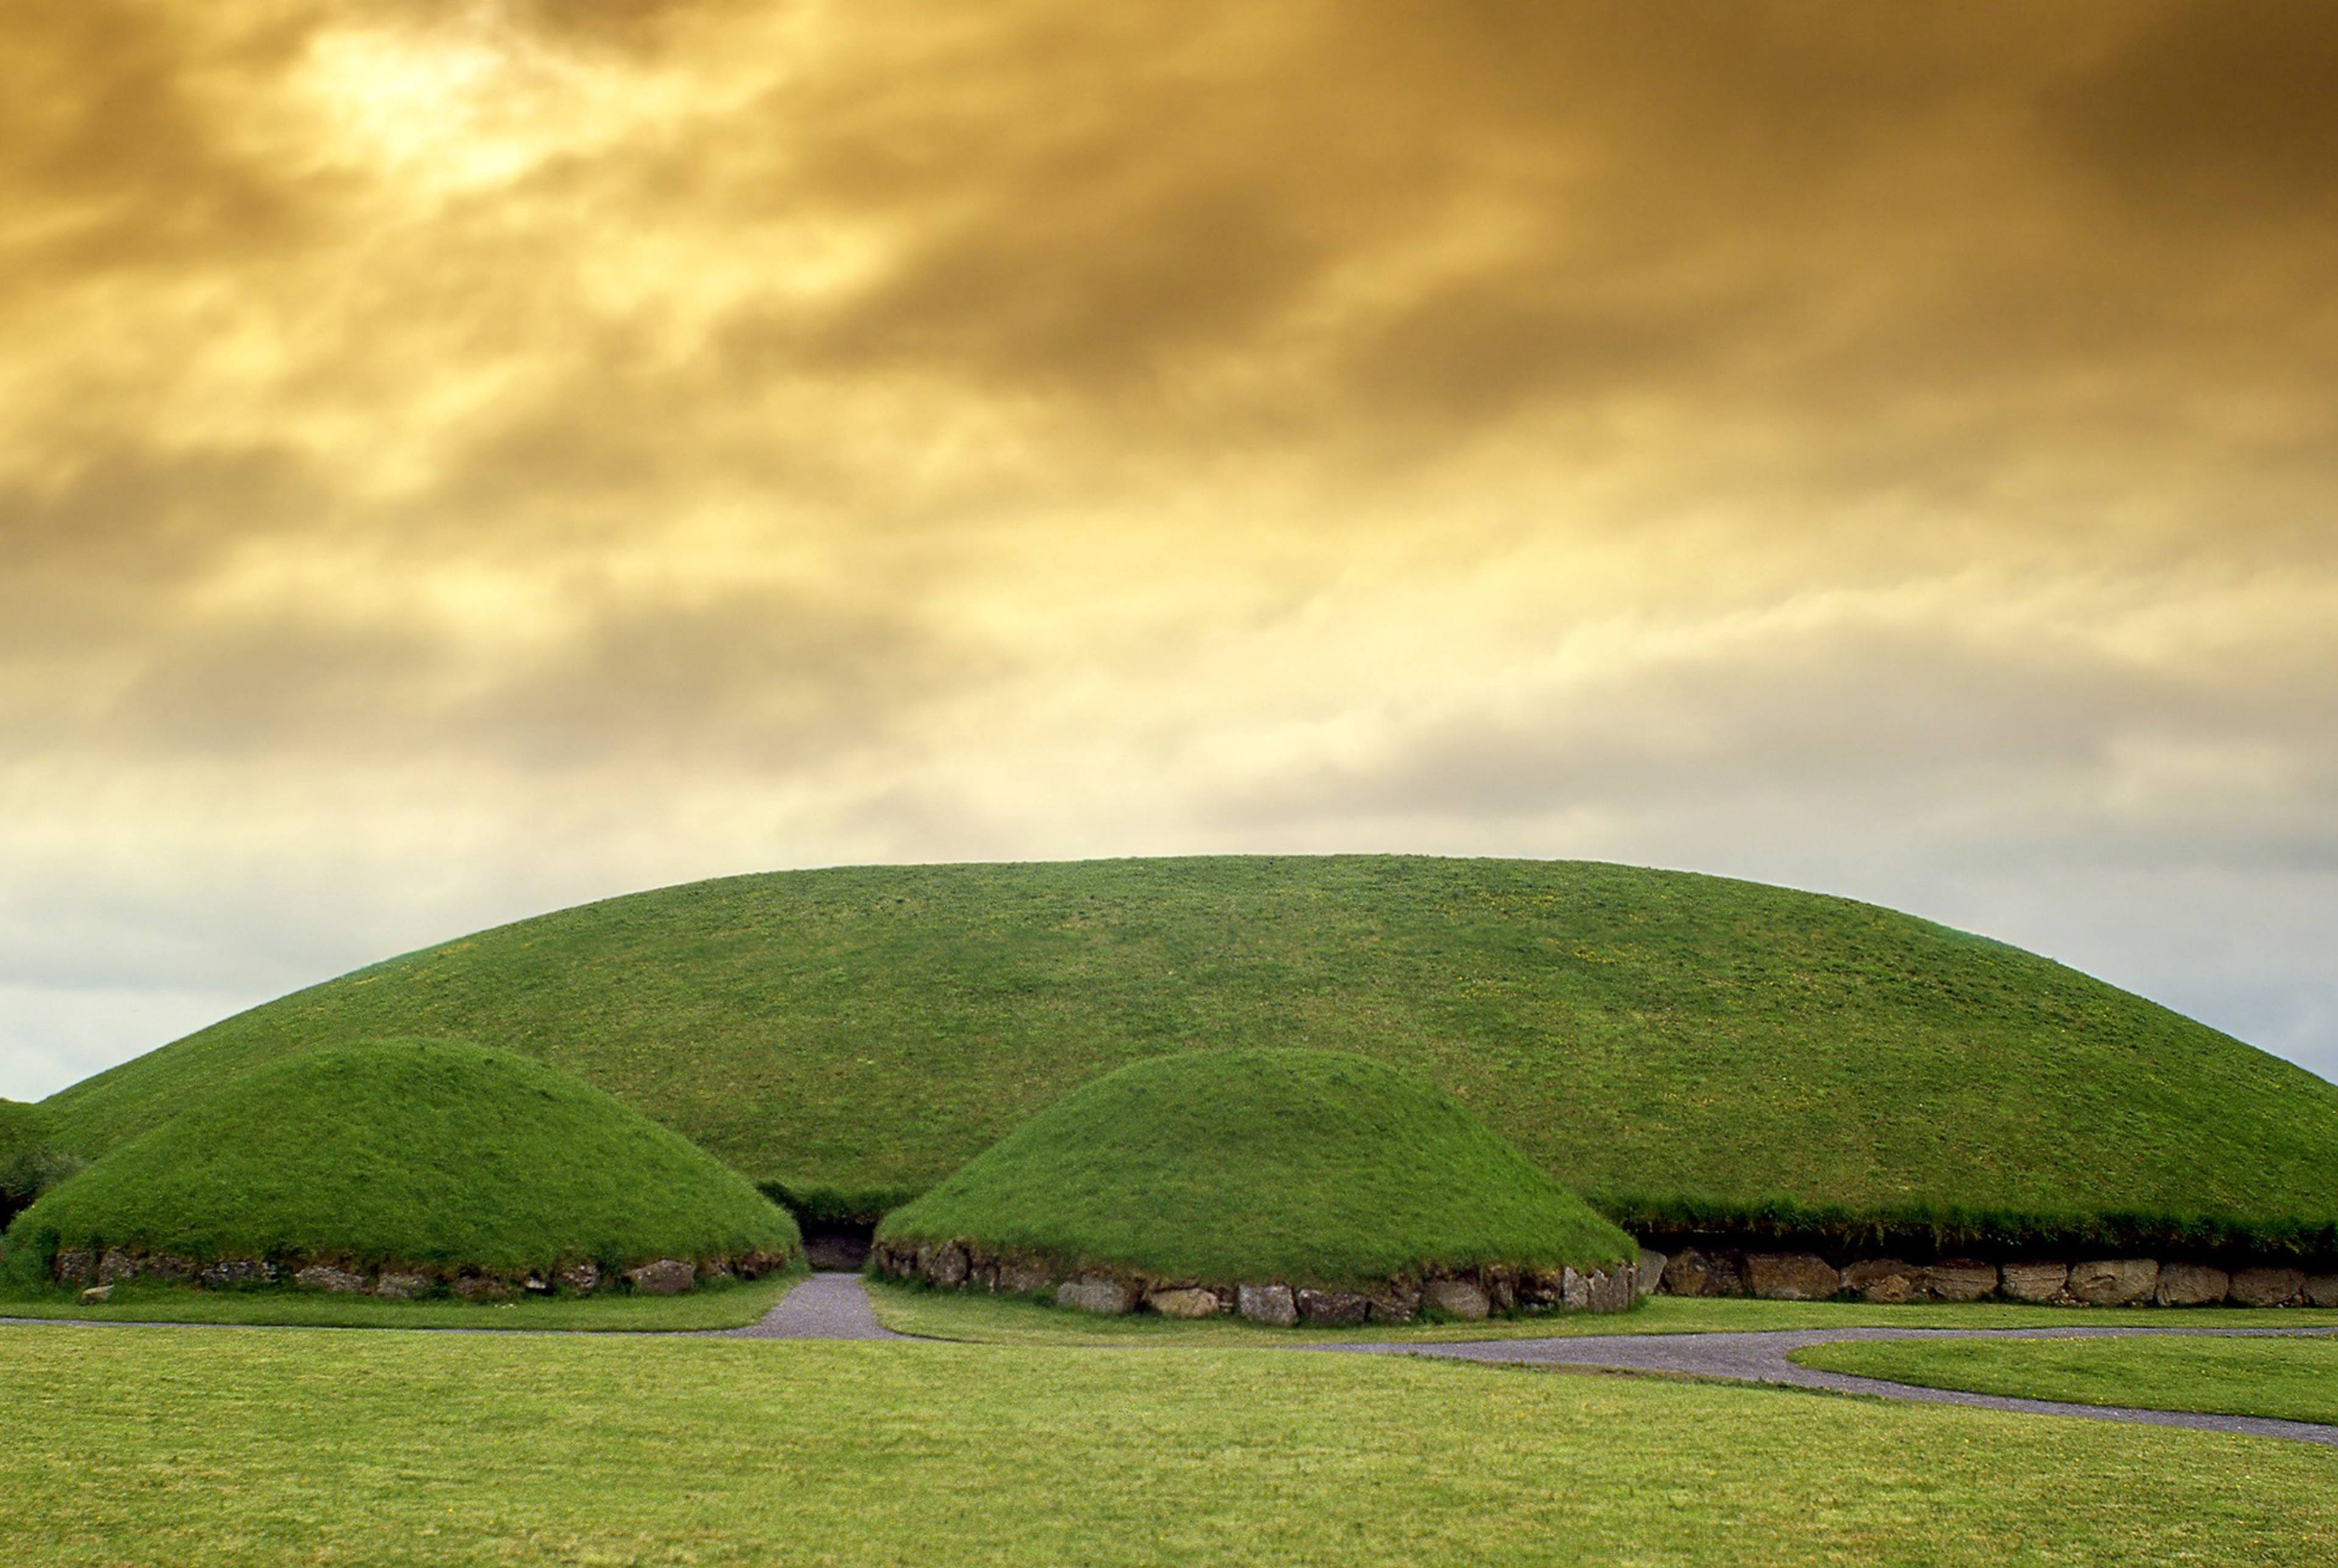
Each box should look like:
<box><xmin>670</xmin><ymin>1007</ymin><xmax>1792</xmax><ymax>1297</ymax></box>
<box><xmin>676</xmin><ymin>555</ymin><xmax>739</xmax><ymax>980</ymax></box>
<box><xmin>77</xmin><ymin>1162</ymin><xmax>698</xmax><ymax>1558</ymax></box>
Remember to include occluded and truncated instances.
<box><xmin>1237</xmin><ymin>1284</ymin><xmax>1297</xmax><ymax>1325</ymax></box>
<box><xmin>624</xmin><ymin>1259</ymin><xmax>695</xmax><ymax>1296</ymax></box>
<box><xmin>2154</xmin><ymin>1262</ymin><xmax>2229</xmax><ymax>1307</ymax></box>
<box><xmin>79</xmin><ymin>1285</ymin><xmax>111</xmax><ymax>1304</ymax></box>
<box><xmin>2305</xmin><ymin>1274</ymin><xmax>2338</xmax><ymax>1309</ymax></box>
<box><xmin>2229</xmin><ymin>1267</ymin><xmax>2306</xmax><ymax>1307</ymax></box>
<box><xmin>1923</xmin><ymin>1260</ymin><xmax>1999</xmax><ymax>1303</ymax></box>
<box><xmin>294</xmin><ymin>1264</ymin><xmax>369</xmax><ymax>1295</ymax></box>
<box><xmin>1998</xmin><ymin>1261</ymin><xmax>2068</xmax><ymax>1303</ymax></box>
<box><xmin>2066</xmin><ymin>1259</ymin><xmax>2157</xmax><ymax>1306</ymax></box>
<box><xmin>1843</xmin><ymin>1259</ymin><xmax>1922</xmax><ymax>1304</ymax></box>
<box><xmin>1746</xmin><ymin>1253</ymin><xmax>1842</xmax><ymax>1301</ymax></box>
<box><xmin>1147</xmin><ymin>1287</ymin><xmax>1220</xmax><ymax>1319</ymax></box>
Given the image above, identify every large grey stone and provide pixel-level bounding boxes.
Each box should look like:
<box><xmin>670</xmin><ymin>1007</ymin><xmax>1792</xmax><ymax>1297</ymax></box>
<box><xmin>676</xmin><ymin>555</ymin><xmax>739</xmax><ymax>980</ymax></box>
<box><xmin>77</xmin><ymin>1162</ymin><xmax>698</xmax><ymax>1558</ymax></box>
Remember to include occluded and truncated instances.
<box><xmin>625</xmin><ymin>1259</ymin><xmax>696</xmax><ymax>1297</ymax></box>
<box><xmin>1662</xmin><ymin>1249</ymin><xmax>1746</xmax><ymax>1298</ymax></box>
<box><xmin>1422</xmin><ymin>1278</ymin><xmax>1490</xmax><ymax>1320</ymax></box>
<box><xmin>1237</xmin><ymin>1283</ymin><xmax>1297</xmax><ymax>1325</ymax></box>
<box><xmin>1148</xmin><ymin>1287</ymin><xmax>1220</xmax><ymax>1320</ymax></box>
<box><xmin>1923</xmin><ymin>1259</ymin><xmax>1999</xmax><ymax>1303</ymax></box>
<box><xmin>2230</xmin><ymin>1267</ymin><xmax>2306</xmax><ymax>1307</ymax></box>
<box><xmin>294</xmin><ymin>1264</ymin><xmax>370</xmax><ymax>1295</ymax></box>
<box><xmin>1842</xmin><ymin>1259</ymin><xmax>1922</xmax><ymax>1304</ymax></box>
<box><xmin>2305</xmin><ymin>1274</ymin><xmax>2338</xmax><ymax>1309</ymax></box>
<box><xmin>1057</xmin><ymin>1277</ymin><xmax>1133</xmax><ymax>1315</ymax></box>
<box><xmin>2066</xmin><ymin>1259</ymin><xmax>2157</xmax><ymax>1306</ymax></box>
<box><xmin>1746</xmin><ymin>1253</ymin><xmax>1842</xmax><ymax>1301</ymax></box>
<box><xmin>1634</xmin><ymin>1251</ymin><xmax>1668</xmax><ymax>1296</ymax></box>
<box><xmin>927</xmin><ymin>1242</ymin><xmax>970</xmax><ymax>1287</ymax></box>
<box><xmin>2154</xmin><ymin>1262</ymin><xmax>2229</xmax><ymax>1307</ymax></box>
<box><xmin>374</xmin><ymin>1272</ymin><xmax>434</xmax><ymax>1300</ymax></box>
<box><xmin>1296</xmin><ymin>1288</ymin><xmax>1371</xmax><ymax>1327</ymax></box>
<box><xmin>1998</xmin><ymin>1261</ymin><xmax>2068</xmax><ymax>1303</ymax></box>
<box><xmin>1586</xmin><ymin>1268</ymin><xmax>1635</xmax><ymax>1314</ymax></box>
<box><xmin>1562</xmin><ymin>1267</ymin><xmax>1590</xmax><ymax>1311</ymax></box>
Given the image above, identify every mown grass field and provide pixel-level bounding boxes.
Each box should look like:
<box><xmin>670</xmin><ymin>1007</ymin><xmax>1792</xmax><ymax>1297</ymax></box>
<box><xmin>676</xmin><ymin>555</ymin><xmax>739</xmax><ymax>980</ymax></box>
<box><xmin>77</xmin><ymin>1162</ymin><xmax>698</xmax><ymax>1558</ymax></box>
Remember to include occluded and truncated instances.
<box><xmin>4</xmin><ymin>1326</ymin><xmax>2333</xmax><ymax>1568</ymax></box>
<box><xmin>1794</xmin><ymin>1334</ymin><xmax>2338</xmax><ymax>1426</ymax></box>
<box><xmin>865</xmin><ymin>1279</ymin><xmax>2338</xmax><ymax>1346</ymax></box>
<box><xmin>0</xmin><ymin>1271</ymin><xmax>795</xmax><ymax>1332</ymax></box>
<box><xmin>878</xmin><ymin>1049</ymin><xmax>1633</xmax><ymax>1283</ymax></box>
<box><xmin>5</xmin><ymin>1041</ymin><xmax>796</xmax><ymax>1281</ymax></box>
<box><xmin>37</xmin><ymin>857</ymin><xmax>2338</xmax><ymax>1235</ymax></box>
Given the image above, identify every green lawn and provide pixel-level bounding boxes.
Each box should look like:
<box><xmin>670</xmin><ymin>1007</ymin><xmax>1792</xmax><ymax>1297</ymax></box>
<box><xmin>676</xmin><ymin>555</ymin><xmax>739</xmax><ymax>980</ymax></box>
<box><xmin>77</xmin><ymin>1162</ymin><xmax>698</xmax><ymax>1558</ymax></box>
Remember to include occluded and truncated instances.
<box><xmin>38</xmin><ymin>856</ymin><xmax>2338</xmax><ymax>1240</ymax></box>
<box><xmin>4</xmin><ymin>1326</ymin><xmax>2333</xmax><ymax>1567</ymax></box>
<box><xmin>878</xmin><ymin>1049</ymin><xmax>1632</xmax><ymax>1285</ymax></box>
<box><xmin>1793</xmin><ymin>1334</ymin><xmax>2338</xmax><ymax>1426</ymax></box>
<box><xmin>867</xmin><ymin>1278</ymin><xmax>2338</xmax><ymax>1346</ymax></box>
<box><xmin>0</xmin><ymin>1269</ymin><xmax>798</xmax><ymax>1332</ymax></box>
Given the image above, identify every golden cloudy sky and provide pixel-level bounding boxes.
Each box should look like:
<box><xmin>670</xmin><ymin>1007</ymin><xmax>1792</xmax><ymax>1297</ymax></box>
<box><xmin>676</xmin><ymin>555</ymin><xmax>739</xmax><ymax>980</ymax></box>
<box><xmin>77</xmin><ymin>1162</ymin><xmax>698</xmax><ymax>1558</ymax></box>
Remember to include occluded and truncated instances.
<box><xmin>5</xmin><ymin>0</ymin><xmax>2336</xmax><ymax>1094</ymax></box>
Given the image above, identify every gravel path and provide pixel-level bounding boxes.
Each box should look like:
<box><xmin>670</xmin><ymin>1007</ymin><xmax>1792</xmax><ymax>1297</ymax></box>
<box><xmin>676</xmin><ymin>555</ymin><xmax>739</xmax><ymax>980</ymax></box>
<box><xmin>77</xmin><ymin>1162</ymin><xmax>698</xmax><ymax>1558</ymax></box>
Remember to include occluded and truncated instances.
<box><xmin>721</xmin><ymin>1271</ymin><xmax>900</xmax><ymax>1340</ymax></box>
<box><xmin>1325</xmin><ymin>1323</ymin><xmax>2338</xmax><ymax>1446</ymax></box>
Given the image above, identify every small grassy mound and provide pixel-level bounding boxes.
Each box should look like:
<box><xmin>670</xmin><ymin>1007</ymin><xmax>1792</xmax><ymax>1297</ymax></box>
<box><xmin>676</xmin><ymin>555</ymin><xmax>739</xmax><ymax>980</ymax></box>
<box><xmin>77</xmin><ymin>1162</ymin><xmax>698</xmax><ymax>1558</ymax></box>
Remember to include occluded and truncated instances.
<box><xmin>876</xmin><ymin>1049</ymin><xmax>1634</xmax><ymax>1287</ymax></box>
<box><xmin>3</xmin><ymin>1041</ymin><xmax>797</xmax><ymax>1283</ymax></box>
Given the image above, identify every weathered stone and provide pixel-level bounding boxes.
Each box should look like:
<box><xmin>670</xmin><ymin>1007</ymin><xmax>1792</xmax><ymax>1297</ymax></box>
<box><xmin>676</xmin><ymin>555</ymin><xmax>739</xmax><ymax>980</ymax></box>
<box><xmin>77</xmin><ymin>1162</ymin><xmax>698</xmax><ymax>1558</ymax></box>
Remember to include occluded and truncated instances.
<box><xmin>198</xmin><ymin>1258</ymin><xmax>279</xmax><ymax>1289</ymax></box>
<box><xmin>2230</xmin><ymin>1266</ymin><xmax>2306</xmax><ymax>1307</ymax></box>
<box><xmin>294</xmin><ymin>1264</ymin><xmax>370</xmax><ymax>1295</ymax></box>
<box><xmin>2066</xmin><ymin>1259</ymin><xmax>2157</xmax><ymax>1306</ymax></box>
<box><xmin>99</xmin><ymin>1249</ymin><xmax>139</xmax><ymax>1284</ymax></box>
<box><xmin>1998</xmin><ymin>1261</ymin><xmax>2068</xmax><ymax>1303</ymax></box>
<box><xmin>374</xmin><ymin>1272</ymin><xmax>434</xmax><ymax>1300</ymax></box>
<box><xmin>697</xmin><ymin>1260</ymin><xmax>735</xmax><ymax>1284</ymax></box>
<box><xmin>54</xmin><ymin>1250</ymin><xmax>94</xmax><ymax>1287</ymax></box>
<box><xmin>1562</xmin><ymin>1266</ymin><xmax>1590</xmax><ymax>1311</ymax></box>
<box><xmin>927</xmin><ymin>1242</ymin><xmax>970</xmax><ymax>1287</ymax></box>
<box><xmin>1148</xmin><ymin>1287</ymin><xmax>1220</xmax><ymax>1320</ymax></box>
<box><xmin>1635</xmin><ymin>1251</ymin><xmax>1668</xmax><ymax>1296</ymax></box>
<box><xmin>2305</xmin><ymin>1274</ymin><xmax>2338</xmax><ymax>1309</ymax></box>
<box><xmin>452</xmin><ymin>1275</ymin><xmax>514</xmax><ymax>1302</ymax></box>
<box><xmin>1237</xmin><ymin>1283</ymin><xmax>1297</xmax><ymax>1325</ymax></box>
<box><xmin>1585</xmin><ymin>1269</ymin><xmax>1635</xmax><ymax>1314</ymax></box>
<box><xmin>625</xmin><ymin>1259</ymin><xmax>696</xmax><ymax>1297</ymax></box>
<box><xmin>1296</xmin><ymin>1288</ymin><xmax>1371</xmax><ymax>1327</ymax></box>
<box><xmin>1663</xmin><ymin>1249</ymin><xmax>1746</xmax><ymax>1298</ymax></box>
<box><xmin>1842</xmin><ymin>1259</ymin><xmax>1922</xmax><ymax>1304</ymax></box>
<box><xmin>1056</xmin><ymin>1276</ymin><xmax>1132</xmax><ymax>1315</ymax></box>
<box><xmin>1746</xmin><ymin>1253</ymin><xmax>1842</xmax><ymax>1301</ymax></box>
<box><xmin>141</xmin><ymin>1253</ymin><xmax>197</xmax><ymax>1282</ymax></box>
<box><xmin>1482</xmin><ymin>1269</ymin><xmax>1517</xmax><ymax>1314</ymax></box>
<box><xmin>1423</xmin><ymin>1278</ymin><xmax>1490</xmax><ymax>1320</ymax></box>
<box><xmin>2154</xmin><ymin>1262</ymin><xmax>2229</xmax><ymax>1307</ymax></box>
<box><xmin>1923</xmin><ymin>1259</ymin><xmax>1999</xmax><ymax>1303</ymax></box>
<box><xmin>1366</xmin><ymin>1284</ymin><xmax>1421</xmax><ymax>1324</ymax></box>
<box><xmin>558</xmin><ymin>1261</ymin><xmax>602</xmax><ymax>1296</ymax></box>
<box><xmin>995</xmin><ymin>1261</ymin><xmax>1054</xmax><ymax>1295</ymax></box>
<box><xmin>79</xmin><ymin>1285</ymin><xmax>113</xmax><ymax>1304</ymax></box>
<box><xmin>737</xmin><ymin>1248</ymin><xmax>793</xmax><ymax>1280</ymax></box>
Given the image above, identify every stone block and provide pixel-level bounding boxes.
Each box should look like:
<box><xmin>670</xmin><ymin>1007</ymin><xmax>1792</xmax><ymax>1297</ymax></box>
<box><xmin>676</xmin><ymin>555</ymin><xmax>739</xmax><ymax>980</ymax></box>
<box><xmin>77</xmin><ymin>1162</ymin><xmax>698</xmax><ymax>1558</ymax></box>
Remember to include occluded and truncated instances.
<box><xmin>995</xmin><ymin>1261</ymin><xmax>1055</xmax><ymax>1295</ymax></box>
<box><xmin>1237</xmin><ymin>1283</ymin><xmax>1297</xmax><ymax>1325</ymax></box>
<box><xmin>374</xmin><ymin>1272</ymin><xmax>434</xmax><ymax>1300</ymax></box>
<box><xmin>625</xmin><ymin>1259</ymin><xmax>695</xmax><ymax>1297</ymax></box>
<box><xmin>2154</xmin><ymin>1262</ymin><xmax>2229</xmax><ymax>1307</ymax></box>
<box><xmin>2304</xmin><ymin>1274</ymin><xmax>2338</xmax><ymax>1309</ymax></box>
<box><xmin>2230</xmin><ymin>1267</ymin><xmax>2306</xmax><ymax>1307</ymax></box>
<box><xmin>1366</xmin><ymin>1284</ymin><xmax>1422</xmax><ymax>1324</ymax></box>
<box><xmin>294</xmin><ymin>1264</ymin><xmax>369</xmax><ymax>1295</ymax></box>
<box><xmin>1998</xmin><ymin>1262</ymin><xmax>2068</xmax><ymax>1303</ymax></box>
<box><xmin>1634</xmin><ymin>1251</ymin><xmax>1668</xmax><ymax>1296</ymax></box>
<box><xmin>1842</xmin><ymin>1259</ymin><xmax>1922</xmax><ymax>1304</ymax></box>
<box><xmin>927</xmin><ymin>1242</ymin><xmax>969</xmax><ymax>1287</ymax></box>
<box><xmin>1296</xmin><ymin>1288</ymin><xmax>1371</xmax><ymax>1327</ymax></box>
<box><xmin>198</xmin><ymin>1258</ymin><xmax>279</xmax><ymax>1289</ymax></box>
<box><xmin>1057</xmin><ymin>1277</ymin><xmax>1132</xmax><ymax>1315</ymax></box>
<box><xmin>1923</xmin><ymin>1259</ymin><xmax>1999</xmax><ymax>1302</ymax></box>
<box><xmin>1423</xmin><ymin>1278</ymin><xmax>1490</xmax><ymax>1320</ymax></box>
<box><xmin>1746</xmin><ymin>1253</ymin><xmax>1842</xmax><ymax>1301</ymax></box>
<box><xmin>2066</xmin><ymin>1259</ymin><xmax>2157</xmax><ymax>1306</ymax></box>
<box><xmin>1148</xmin><ymin>1287</ymin><xmax>1220</xmax><ymax>1320</ymax></box>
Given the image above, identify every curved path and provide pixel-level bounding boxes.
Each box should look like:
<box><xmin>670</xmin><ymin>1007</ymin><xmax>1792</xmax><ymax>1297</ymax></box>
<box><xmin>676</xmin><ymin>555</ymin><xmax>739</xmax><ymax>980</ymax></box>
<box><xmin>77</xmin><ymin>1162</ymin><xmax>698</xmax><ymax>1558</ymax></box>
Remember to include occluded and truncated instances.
<box><xmin>1327</xmin><ymin>1322</ymin><xmax>2338</xmax><ymax>1447</ymax></box>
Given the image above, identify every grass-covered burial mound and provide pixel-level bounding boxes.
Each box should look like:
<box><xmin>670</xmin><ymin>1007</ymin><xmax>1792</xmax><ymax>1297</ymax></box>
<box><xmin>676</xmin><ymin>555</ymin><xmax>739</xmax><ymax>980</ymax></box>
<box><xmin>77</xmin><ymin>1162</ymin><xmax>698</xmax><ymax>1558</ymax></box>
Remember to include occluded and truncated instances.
<box><xmin>872</xmin><ymin>1049</ymin><xmax>1638</xmax><ymax>1324</ymax></box>
<box><xmin>3</xmin><ymin>1041</ymin><xmax>798</xmax><ymax>1300</ymax></box>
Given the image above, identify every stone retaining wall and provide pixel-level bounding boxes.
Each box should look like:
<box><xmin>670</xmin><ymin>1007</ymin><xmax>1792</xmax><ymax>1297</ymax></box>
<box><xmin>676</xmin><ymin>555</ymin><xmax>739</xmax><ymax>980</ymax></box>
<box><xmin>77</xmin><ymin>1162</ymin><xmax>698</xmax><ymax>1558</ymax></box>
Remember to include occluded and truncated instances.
<box><xmin>869</xmin><ymin>1237</ymin><xmax>1638</xmax><ymax>1323</ymax></box>
<box><xmin>47</xmin><ymin>1245</ymin><xmax>796</xmax><ymax>1302</ymax></box>
<box><xmin>1639</xmin><ymin>1245</ymin><xmax>2338</xmax><ymax>1308</ymax></box>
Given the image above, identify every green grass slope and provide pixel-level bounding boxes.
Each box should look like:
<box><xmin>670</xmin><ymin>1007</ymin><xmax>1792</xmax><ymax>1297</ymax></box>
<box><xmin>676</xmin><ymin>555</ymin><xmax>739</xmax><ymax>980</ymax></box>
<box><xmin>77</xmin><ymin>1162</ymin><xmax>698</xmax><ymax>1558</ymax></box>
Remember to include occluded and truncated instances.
<box><xmin>876</xmin><ymin>1049</ymin><xmax>1634</xmax><ymax>1285</ymax></box>
<box><xmin>5</xmin><ymin>1040</ymin><xmax>797</xmax><ymax>1279</ymax></box>
<box><xmin>33</xmin><ymin>856</ymin><xmax>2338</xmax><ymax>1234</ymax></box>
<box><xmin>0</xmin><ymin>1099</ymin><xmax>70</xmax><ymax>1227</ymax></box>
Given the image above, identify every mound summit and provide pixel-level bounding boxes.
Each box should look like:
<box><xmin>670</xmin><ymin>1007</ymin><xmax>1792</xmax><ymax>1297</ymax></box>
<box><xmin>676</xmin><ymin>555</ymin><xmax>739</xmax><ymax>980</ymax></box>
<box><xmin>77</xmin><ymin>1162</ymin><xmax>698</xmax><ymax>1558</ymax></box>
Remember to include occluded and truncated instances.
<box><xmin>874</xmin><ymin>1050</ymin><xmax>1638</xmax><ymax>1319</ymax></box>
<box><xmin>5</xmin><ymin>1041</ymin><xmax>798</xmax><ymax>1295</ymax></box>
<box><xmin>32</xmin><ymin>857</ymin><xmax>2338</xmax><ymax>1242</ymax></box>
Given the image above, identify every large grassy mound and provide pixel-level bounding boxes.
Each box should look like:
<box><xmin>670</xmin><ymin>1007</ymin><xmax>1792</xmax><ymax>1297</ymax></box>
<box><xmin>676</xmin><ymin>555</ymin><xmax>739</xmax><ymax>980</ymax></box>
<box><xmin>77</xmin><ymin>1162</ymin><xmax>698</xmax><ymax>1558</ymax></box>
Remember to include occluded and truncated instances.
<box><xmin>876</xmin><ymin>1049</ymin><xmax>1634</xmax><ymax>1286</ymax></box>
<box><xmin>32</xmin><ymin>857</ymin><xmax>2338</xmax><ymax>1237</ymax></box>
<box><xmin>0</xmin><ymin>1100</ymin><xmax>71</xmax><ymax>1228</ymax></box>
<box><xmin>5</xmin><ymin>1040</ymin><xmax>797</xmax><ymax>1279</ymax></box>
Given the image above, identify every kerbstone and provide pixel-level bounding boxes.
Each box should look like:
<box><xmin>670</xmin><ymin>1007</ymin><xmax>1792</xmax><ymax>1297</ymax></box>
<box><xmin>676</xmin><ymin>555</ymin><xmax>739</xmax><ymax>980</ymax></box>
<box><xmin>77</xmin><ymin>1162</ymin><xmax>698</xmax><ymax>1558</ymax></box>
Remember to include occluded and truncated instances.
<box><xmin>1057</xmin><ymin>1277</ymin><xmax>1132</xmax><ymax>1315</ymax></box>
<box><xmin>1148</xmin><ymin>1287</ymin><xmax>1219</xmax><ymax>1320</ymax></box>
<box><xmin>1423</xmin><ymin>1278</ymin><xmax>1490</xmax><ymax>1320</ymax></box>
<box><xmin>2230</xmin><ymin>1267</ymin><xmax>2306</xmax><ymax>1307</ymax></box>
<box><xmin>2154</xmin><ymin>1262</ymin><xmax>2229</xmax><ymax>1307</ymax></box>
<box><xmin>1923</xmin><ymin>1260</ymin><xmax>1999</xmax><ymax>1303</ymax></box>
<box><xmin>625</xmin><ymin>1259</ymin><xmax>695</xmax><ymax>1297</ymax></box>
<box><xmin>1843</xmin><ymin>1259</ymin><xmax>1922</xmax><ymax>1304</ymax></box>
<box><xmin>2066</xmin><ymin>1259</ymin><xmax>2157</xmax><ymax>1306</ymax></box>
<box><xmin>1237</xmin><ymin>1284</ymin><xmax>1297</xmax><ymax>1325</ymax></box>
<box><xmin>1746</xmin><ymin>1253</ymin><xmax>1842</xmax><ymax>1301</ymax></box>
<box><xmin>1998</xmin><ymin>1262</ymin><xmax>2068</xmax><ymax>1303</ymax></box>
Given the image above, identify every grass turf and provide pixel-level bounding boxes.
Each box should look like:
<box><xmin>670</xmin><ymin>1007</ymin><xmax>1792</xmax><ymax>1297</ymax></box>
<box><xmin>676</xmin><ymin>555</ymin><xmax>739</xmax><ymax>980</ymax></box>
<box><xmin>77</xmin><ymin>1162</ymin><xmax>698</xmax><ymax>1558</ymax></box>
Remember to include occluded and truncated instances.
<box><xmin>1792</xmin><ymin>1334</ymin><xmax>2338</xmax><ymax>1426</ymax></box>
<box><xmin>0</xmin><ymin>1269</ymin><xmax>798</xmax><ymax>1332</ymax></box>
<box><xmin>4</xmin><ymin>1040</ymin><xmax>796</xmax><ymax>1281</ymax></box>
<box><xmin>866</xmin><ymin>1278</ymin><xmax>2338</xmax><ymax>1346</ymax></box>
<box><xmin>4</xmin><ymin>1326</ymin><xmax>2335</xmax><ymax>1567</ymax></box>
<box><xmin>35</xmin><ymin>856</ymin><xmax>2338</xmax><ymax>1234</ymax></box>
<box><xmin>876</xmin><ymin>1049</ymin><xmax>1633</xmax><ymax>1284</ymax></box>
